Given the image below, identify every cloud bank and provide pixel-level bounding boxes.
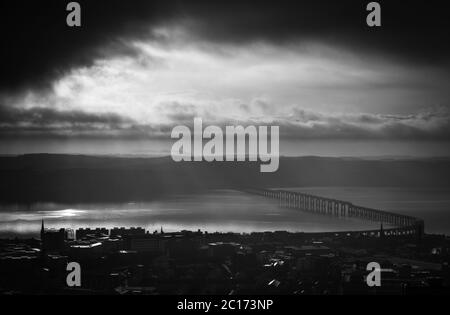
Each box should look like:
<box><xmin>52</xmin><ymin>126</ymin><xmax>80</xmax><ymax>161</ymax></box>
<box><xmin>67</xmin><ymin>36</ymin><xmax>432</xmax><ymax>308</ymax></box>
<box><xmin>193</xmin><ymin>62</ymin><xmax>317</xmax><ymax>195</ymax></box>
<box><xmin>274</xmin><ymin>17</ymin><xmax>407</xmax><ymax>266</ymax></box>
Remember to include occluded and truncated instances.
<box><xmin>0</xmin><ymin>0</ymin><xmax>449</xmax><ymax>148</ymax></box>
<box><xmin>2</xmin><ymin>101</ymin><xmax>449</xmax><ymax>141</ymax></box>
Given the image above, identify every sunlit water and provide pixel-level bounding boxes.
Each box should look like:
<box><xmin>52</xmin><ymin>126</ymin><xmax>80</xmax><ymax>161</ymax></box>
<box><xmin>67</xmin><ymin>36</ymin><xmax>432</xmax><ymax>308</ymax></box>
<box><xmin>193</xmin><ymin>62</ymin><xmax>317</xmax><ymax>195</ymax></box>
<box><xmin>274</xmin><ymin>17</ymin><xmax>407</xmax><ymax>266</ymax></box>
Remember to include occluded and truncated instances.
<box><xmin>1</xmin><ymin>188</ymin><xmax>448</xmax><ymax>237</ymax></box>
<box><xmin>0</xmin><ymin>190</ymin><xmax>383</xmax><ymax>238</ymax></box>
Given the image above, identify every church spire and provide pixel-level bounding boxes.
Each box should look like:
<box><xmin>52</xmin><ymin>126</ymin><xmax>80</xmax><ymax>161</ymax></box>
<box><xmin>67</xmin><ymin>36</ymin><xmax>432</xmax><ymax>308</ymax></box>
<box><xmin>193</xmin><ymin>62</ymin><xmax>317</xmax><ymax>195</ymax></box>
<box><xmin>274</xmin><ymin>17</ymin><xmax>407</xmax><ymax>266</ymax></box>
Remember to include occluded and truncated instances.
<box><xmin>40</xmin><ymin>219</ymin><xmax>45</xmax><ymax>239</ymax></box>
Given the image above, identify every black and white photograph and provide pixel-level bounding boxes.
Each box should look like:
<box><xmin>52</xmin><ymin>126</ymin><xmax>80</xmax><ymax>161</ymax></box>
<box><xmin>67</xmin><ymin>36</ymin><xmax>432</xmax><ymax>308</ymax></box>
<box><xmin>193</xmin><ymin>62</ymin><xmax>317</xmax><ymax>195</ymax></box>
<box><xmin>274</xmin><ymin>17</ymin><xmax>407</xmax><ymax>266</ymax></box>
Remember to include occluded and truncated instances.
<box><xmin>1</xmin><ymin>0</ymin><xmax>450</xmax><ymax>300</ymax></box>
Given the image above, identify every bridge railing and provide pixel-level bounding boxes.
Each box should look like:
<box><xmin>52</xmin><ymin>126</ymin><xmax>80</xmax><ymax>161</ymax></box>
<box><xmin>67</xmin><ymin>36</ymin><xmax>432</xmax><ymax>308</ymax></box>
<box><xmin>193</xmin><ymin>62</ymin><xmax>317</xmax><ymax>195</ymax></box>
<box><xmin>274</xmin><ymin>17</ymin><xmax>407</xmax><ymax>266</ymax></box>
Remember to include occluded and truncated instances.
<box><xmin>245</xmin><ymin>188</ymin><xmax>424</xmax><ymax>238</ymax></box>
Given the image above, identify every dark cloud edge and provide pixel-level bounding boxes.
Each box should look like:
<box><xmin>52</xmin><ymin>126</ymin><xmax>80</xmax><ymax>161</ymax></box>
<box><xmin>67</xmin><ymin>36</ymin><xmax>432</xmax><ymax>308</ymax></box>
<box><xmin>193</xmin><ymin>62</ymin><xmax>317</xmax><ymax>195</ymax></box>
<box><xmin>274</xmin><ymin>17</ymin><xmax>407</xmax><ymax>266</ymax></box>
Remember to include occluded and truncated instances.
<box><xmin>1</xmin><ymin>0</ymin><xmax>449</xmax><ymax>94</ymax></box>
<box><xmin>1</xmin><ymin>104</ymin><xmax>450</xmax><ymax>141</ymax></box>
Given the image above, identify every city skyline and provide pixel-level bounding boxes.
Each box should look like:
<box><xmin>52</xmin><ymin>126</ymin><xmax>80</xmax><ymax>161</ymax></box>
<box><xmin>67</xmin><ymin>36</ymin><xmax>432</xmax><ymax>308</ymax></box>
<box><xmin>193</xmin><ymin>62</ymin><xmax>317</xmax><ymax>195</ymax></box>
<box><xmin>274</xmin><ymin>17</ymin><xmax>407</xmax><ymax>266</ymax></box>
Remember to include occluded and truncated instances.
<box><xmin>1</xmin><ymin>0</ymin><xmax>450</xmax><ymax>297</ymax></box>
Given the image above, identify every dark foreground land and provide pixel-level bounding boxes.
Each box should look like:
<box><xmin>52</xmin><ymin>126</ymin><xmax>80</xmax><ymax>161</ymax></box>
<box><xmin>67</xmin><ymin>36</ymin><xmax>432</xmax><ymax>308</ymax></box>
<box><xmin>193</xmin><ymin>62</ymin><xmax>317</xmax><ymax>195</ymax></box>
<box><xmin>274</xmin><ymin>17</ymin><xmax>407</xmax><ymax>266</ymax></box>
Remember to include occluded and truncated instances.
<box><xmin>1</xmin><ymin>227</ymin><xmax>450</xmax><ymax>295</ymax></box>
<box><xmin>1</xmin><ymin>154</ymin><xmax>450</xmax><ymax>203</ymax></box>
<box><xmin>1</xmin><ymin>154</ymin><xmax>450</xmax><ymax>295</ymax></box>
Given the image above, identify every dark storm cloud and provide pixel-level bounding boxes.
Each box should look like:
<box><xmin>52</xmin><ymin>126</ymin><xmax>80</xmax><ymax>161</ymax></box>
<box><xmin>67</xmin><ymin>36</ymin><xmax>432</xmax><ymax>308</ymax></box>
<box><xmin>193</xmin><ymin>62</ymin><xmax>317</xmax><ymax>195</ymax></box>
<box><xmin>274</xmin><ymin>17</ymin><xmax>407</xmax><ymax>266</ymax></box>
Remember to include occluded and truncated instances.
<box><xmin>0</xmin><ymin>0</ymin><xmax>178</xmax><ymax>92</ymax></box>
<box><xmin>0</xmin><ymin>103</ymin><xmax>181</xmax><ymax>139</ymax></box>
<box><xmin>157</xmin><ymin>104</ymin><xmax>450</xmax><ymax>140</ymax></box>
<box><xmin>0</xmin><ymin>104</ymin><xmax>135</xmax><ymax>135</ymax></box>
<box><xmin>279</xmin><ymin>107</ymin><xmax>450</xmax><ymax>140</ymax></box>
<box><xmin>1</xmin><ymin>0</ymin><xmax>449</xmax><ymax>93</ymax></box>
<box><xmin>1</xmin><ymin>102</ymin><xmax>450</xmax><ymax>140</ymax></box>
<box><xmin>180</xmin><ymin>0</ymin><xmax>450</xmax><ymax>59</ymax></box>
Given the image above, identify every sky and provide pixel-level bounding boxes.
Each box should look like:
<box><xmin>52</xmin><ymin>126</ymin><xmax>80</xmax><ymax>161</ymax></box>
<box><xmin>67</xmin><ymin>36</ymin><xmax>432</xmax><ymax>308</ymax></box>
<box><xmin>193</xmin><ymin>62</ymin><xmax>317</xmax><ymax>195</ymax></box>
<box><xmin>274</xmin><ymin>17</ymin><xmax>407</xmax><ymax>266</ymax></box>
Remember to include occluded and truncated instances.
<box><xmin>0</xmin><ymin>0</ymin><xmax>449</xmax><ymax>156</ymax></box>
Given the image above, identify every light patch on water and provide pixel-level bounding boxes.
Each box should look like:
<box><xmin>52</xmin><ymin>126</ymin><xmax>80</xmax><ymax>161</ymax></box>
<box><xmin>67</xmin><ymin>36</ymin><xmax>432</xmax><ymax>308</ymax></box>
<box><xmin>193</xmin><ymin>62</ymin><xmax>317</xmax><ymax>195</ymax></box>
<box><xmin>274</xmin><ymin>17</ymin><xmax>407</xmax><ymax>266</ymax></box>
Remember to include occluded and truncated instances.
<box><xmin>0</xmin><ymin>189</ymin><xmax>395</xmax><ymax>237</ymax></box>
<box><xmin>38</xmin><ymin>209</ymin><xmax>87</xmax><ymax>218</ymax></box>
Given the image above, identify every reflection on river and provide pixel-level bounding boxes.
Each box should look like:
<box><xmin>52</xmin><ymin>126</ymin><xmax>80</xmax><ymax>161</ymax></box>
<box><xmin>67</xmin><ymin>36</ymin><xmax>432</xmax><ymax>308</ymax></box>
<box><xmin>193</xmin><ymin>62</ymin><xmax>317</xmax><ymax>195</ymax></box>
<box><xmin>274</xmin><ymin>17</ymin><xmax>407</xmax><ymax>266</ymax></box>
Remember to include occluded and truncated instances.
<box><xmin>0</xmin><ymin>189</ymin><xmax>382</xmax><ymax>237</ymax></box>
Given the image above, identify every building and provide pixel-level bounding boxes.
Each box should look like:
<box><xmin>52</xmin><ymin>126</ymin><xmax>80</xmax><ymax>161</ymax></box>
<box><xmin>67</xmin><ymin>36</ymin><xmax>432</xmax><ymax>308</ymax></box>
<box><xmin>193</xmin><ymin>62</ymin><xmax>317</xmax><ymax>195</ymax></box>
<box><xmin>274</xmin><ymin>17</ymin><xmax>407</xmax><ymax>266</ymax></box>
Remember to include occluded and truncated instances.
<box><xmin>110</xmin><ymin>227</ymin><xmax>145</xmax><ymax>238</ymax></box>
<box><xmin>76</xmin><ymin>228</ymin><xmax>109</xmax><ymax>240</ymax></box>
<box><xmin>41</xmin><ymin>220</ymin><xmax>66</xmax><ymax>252</ymax></box>
<box><xmin>69</xmin><ymin>241</ymin><xmax>104</xmax><ymax>260</ymax></box>
<box><xmin>129</xmin><ymin>236</ymin><xmax>165</xmax><ymax>253</ymax></box>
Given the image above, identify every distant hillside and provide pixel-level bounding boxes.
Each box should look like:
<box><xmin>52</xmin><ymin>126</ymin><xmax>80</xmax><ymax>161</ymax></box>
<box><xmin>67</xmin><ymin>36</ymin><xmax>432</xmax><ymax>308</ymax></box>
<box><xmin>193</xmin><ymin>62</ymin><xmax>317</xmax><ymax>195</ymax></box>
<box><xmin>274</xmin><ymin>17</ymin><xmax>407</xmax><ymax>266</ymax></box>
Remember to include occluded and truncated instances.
<box><xmin>1</xmin><ymin>154</ymin><xmax>450</xmax><ymax>203</ymax></box>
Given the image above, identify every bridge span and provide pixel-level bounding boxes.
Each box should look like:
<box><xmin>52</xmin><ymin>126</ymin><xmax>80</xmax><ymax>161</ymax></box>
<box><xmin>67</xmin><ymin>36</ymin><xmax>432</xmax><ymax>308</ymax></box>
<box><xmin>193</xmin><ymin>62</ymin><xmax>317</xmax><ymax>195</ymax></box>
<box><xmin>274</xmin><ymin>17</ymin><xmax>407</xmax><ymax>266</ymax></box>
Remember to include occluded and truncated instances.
<box><xmin>247</xmin><ymin>189</ymin><xmax>425</xmax><ymax>238</ymax></box>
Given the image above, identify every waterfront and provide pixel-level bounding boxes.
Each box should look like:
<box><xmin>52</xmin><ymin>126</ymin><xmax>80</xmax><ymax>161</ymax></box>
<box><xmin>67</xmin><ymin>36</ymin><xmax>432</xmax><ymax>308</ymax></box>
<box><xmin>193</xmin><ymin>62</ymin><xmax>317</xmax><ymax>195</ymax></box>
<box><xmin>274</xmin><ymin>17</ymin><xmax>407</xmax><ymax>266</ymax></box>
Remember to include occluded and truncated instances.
<box><xmin>288</xmin><ymin>187</ymin><xmax>450</xmax><ymax>235</ymax></box>
<box><xmin>1</xmin><ymin>187</ymin><xmax>449</xmax><ymax>237</ymax></box>
<box><xmin>0</xmin><ymin>189</ymin><xmax>381</xmax><ymax>237</ymax></box>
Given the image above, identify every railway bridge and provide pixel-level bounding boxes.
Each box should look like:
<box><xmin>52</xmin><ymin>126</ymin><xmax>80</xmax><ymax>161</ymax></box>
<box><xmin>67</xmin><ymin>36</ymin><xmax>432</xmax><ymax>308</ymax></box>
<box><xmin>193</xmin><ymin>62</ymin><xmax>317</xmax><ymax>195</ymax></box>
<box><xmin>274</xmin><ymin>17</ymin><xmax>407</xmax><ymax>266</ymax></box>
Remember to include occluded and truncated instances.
<box><xmin>247</xmin><ymin>189</ymin><xmax>425</xmax><ymax>238</ymax></box>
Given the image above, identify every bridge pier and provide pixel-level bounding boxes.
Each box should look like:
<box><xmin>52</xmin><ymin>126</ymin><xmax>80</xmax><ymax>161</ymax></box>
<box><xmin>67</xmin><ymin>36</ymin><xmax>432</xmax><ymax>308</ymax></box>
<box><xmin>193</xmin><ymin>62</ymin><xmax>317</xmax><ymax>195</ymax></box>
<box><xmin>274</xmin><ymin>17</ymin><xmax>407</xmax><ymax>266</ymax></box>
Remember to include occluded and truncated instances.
<box><xmin>255</xmin><ymin>189</ymin><xmax>424</xmax><ymax>239</ymax></box>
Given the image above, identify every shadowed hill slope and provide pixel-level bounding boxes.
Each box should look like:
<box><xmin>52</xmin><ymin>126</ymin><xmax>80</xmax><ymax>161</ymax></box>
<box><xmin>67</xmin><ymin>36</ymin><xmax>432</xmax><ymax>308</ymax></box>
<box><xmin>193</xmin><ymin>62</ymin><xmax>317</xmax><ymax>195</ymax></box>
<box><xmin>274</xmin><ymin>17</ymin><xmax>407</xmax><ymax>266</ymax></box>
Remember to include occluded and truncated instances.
<box><xmin>1</xmin><ymin>154</ymin><xmax>449</xmax><ymax>203</ymax></box>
